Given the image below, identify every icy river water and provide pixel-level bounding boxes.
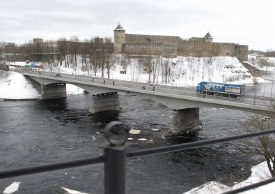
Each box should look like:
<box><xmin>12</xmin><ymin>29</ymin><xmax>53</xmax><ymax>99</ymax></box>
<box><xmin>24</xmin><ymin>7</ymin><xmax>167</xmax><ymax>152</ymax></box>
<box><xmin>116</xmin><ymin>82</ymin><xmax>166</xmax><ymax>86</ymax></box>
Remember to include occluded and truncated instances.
<box><xmin>0</xmin><ymin>82</ymin><xmax>274</xmax><ymax>194</ymax></box>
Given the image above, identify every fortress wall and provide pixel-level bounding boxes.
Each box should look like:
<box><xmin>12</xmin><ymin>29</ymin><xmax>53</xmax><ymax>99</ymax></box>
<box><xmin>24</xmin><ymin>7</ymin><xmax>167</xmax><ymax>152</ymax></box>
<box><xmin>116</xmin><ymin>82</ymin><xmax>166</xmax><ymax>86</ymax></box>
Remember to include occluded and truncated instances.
<box><xmin>125</xmin><ymin>34</ymin><xmax>182</xmax><ymax>45</ymax></box>
<box><xmin>237</xmin><ymin>45</ymin><xmax>248</xmax><ymax>61</ymax></box>
<box><xmin>215</xmin><ymin>43</ymin><xmax>236</xmax><ymax>56</ymax></box>
<box><xmin>177</xmin><ymin>41</ymin><xmax>248</xmax><ymax>60</ymax></box>
<box><xmin>162</xmin><ymin>45</ymin><xmax>178</xmax><ymax>57</ymax></box>
<box><xmin>178</xmin><ymin>41</ymin><xmax>219</xmax><ymax>57</ymax></box>
<box><xmin>123</xmin><ymin>43</ymin><xmax>177</xmax><ymax>56</ymax></box>
<box><xmin>114</xmin><ymin>25</ymin><xmax>248</xmax><ymax>60</ymax></box>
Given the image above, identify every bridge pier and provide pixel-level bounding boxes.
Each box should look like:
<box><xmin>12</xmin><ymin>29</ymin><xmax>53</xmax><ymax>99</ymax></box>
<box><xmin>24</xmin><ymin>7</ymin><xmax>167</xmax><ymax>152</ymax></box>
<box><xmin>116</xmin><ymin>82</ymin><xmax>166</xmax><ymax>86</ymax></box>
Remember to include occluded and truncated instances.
<box><xmin>40</xmin><ymin>83</ymin><xmax>66</xmax><ymax>99</ymax></box>
<box><xmin>90</xmin><ymin>92</ymin><xmax>120</xmax><ymax>113</ymax></box>
<box><xmin>169</xmin><ymin>108</ymin><xmax>201</xmax><ymax>135</ymax></box>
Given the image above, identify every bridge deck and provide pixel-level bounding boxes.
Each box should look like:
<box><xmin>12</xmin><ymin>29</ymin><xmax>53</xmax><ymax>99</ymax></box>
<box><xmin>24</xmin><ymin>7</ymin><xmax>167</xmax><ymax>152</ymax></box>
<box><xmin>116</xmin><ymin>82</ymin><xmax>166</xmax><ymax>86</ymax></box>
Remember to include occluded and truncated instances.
<box><xmin>12</xmin><ymin>68</ymin><xmax>275</xmax><ymax>115</ymax></box>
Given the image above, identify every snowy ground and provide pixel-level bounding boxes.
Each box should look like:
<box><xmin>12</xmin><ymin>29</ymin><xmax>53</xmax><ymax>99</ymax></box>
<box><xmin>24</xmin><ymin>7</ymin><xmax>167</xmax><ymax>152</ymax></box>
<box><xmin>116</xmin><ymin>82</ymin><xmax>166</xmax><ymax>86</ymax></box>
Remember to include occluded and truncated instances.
<box><xmin>40</xmin><ymin>56</ymin><xmax>255</xmax><ymax>87</ymax></box>
<box><xmin>110</xmin><ymin>56</ymin><xmax>253</xmax><ymax>87</ymax></box>
<box><xmin>182</xmin><ymin>161</ymin><xmax>274</xmax><ymax>194</ymax></box>
<box><xmin>0</xmin><ymin>71</ymin><xmax>83</xmax><ymax>100</ymax></box>
<box><xmin>0</xmin><ymin>71</ymin><xmax>39</xmax><ymax>99</ymax></box>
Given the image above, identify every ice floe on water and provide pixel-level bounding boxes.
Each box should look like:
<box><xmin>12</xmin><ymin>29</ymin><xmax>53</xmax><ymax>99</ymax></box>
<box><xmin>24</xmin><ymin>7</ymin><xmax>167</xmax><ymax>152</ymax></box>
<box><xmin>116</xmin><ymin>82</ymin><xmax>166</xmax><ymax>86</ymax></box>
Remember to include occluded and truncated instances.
<box><xmin>60</xmin><ymin>187</ymin><xmax>90</xmax><ymax>194</ymax></box>
<box><xmin>151</xmin><ymin>128</ymin><xmax>159</xmax><ymax>131</ymax></box>
<box><xmin>138</xmin><ymin>138</ymin><xmax>147</xmax><ymax>141</ymax></box>
<box><xmin>3</xmin><ymin>182</ymin><xmax>21</xmax><ymax>194</ymax></box>
<box><xmin>129</xmin><ymin>129</ymin><xmax>141</xmax><ymax>134</ymax></box>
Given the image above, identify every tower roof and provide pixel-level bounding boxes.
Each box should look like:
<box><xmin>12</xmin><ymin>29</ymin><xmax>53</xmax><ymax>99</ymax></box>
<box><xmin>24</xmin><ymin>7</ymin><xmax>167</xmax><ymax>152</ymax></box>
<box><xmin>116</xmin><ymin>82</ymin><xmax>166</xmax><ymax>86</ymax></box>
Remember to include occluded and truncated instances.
<box><xmin>114</xmin><ymin>24</ymin><xmax>125</xmax><ymax>31</ymax></box>
<box><xmin>204</xmin><ymin>32</ymin><xmax>213</xmax><ymax>39</ymax></box>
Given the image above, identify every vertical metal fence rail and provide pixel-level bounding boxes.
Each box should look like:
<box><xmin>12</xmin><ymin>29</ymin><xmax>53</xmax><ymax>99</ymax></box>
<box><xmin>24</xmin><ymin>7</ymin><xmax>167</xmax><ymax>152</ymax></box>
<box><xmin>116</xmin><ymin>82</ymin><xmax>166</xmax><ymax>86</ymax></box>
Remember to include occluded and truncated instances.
<box><xmin>104</xmin><ymin>145</ymin><xmax>127</xmax><ymax>194</ymax></box>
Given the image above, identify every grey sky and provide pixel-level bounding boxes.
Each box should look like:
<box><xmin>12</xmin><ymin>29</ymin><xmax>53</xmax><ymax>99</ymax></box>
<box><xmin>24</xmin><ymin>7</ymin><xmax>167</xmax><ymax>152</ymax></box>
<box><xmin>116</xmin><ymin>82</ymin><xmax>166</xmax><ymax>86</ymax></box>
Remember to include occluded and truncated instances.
<box><xmin>0</xmin><ymin>0</ymin><xmax>274</xmax><ymax>50</ymax></box>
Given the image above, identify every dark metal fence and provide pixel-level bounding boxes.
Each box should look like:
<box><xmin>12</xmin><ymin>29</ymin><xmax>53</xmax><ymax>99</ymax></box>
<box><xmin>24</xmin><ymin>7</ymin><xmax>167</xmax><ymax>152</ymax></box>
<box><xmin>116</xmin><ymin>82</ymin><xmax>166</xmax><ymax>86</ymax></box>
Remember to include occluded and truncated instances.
<box><xmin>1</xmin><ymin>129</ymin><xmax>275</xmax><ymax>194</ymax></box>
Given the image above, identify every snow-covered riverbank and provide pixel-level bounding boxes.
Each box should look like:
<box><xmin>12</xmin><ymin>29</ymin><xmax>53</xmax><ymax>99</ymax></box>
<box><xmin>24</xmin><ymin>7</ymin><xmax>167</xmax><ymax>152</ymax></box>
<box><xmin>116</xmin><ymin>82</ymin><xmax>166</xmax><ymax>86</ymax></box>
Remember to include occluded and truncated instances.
<box><xmin>0</xmin><ymin>71</ymin><xmax>83</xmax><ymax>100</ymax></box>
<box><xmin>0</xmin><ymin>71</ymin><xmax>39</xmax><ymax>100</ymax></box>
<box><xmin>183</xmin><ymin>161</ymin><xmax>274</xmax><ymax>194</ymax></box>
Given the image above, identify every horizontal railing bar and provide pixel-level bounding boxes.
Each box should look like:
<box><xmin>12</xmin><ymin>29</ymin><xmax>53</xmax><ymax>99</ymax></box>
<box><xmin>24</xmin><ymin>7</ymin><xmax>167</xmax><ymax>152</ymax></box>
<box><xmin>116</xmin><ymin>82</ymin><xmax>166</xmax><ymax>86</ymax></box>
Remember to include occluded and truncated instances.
<box><xmin>1</xmin><ymin>130</ymin><xmax>274</xmax><ymax>179</ymax></box>
<box><xmin>127</xmin><ymin>129</ymin><xmax>275</xmax><ymax>158</ymax></box>
<box><xmin>0</xmin><ymin>156</ymin><xmax>104</xmax><ymax>179</ymax></box>
<box><xmin>222</xmin><ymin>177</ymin><xmax>275</xmax><ymax>194</ymax></box>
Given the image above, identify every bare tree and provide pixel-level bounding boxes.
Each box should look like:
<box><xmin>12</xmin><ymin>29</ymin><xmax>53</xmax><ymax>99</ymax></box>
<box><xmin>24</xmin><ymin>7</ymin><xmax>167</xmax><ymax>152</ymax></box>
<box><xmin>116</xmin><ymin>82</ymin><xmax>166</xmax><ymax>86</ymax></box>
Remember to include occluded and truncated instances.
<box><xmin>106</xmin><ymin>54</ymin><xmax>116</xmax><ymax>79</ymax></box>
<box><xmin>57</xmin><ymin>38</ymin><xmax>68</xmax><ymax>67</ymax></box>
<box><xmin>89</xmin><ymin>37</ymin><xmax>113</xmax><ymax>77</ymax></box>
<box><xmin>152</xmin><ymin>56</ymin><xmax>161</xmax><ymax>84</ymax></box>
<box><xmin>245</xmin><ymin>115</ymin><xmax>275</xmax><ymax>177</ymax></box>
<box><xmin>68</xmin><ymin>36</ymin><xmax>79</xmax><ymax>73</ymax></box>
<box><xmin>161</xmin><ymin>59</ymin><xmax>170</xmax><ymax>84</ymax></box>
<box><xmin>121</xmin><ymin>54</ymin><xmax>131</xmax><ymax>72</ymax></box>
<box><xmin>80</xmin><ymin>39</ymin><xmax>90</xmax><ymax>71</ymax></box>
<box><xmin>140</xmin><ymin>56</ymin><xmax>153</xmax><ymax>83</ymax></box>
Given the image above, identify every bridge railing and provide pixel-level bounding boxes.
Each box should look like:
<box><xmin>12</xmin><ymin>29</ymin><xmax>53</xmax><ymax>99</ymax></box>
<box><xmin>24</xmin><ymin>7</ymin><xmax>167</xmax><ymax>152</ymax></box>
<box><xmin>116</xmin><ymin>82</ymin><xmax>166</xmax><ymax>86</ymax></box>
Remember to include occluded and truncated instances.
<box><xmin>0</xmin><ymin>125</ymin><xmax>274</xmax><ymax>194</ymax></box>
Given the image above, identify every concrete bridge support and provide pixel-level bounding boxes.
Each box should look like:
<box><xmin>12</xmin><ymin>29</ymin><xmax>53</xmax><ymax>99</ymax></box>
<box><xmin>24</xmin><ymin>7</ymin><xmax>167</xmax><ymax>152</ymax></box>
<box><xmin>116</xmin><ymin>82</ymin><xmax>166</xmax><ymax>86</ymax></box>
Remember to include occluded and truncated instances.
<box><xmin>169</xmin><ymin>108</ymin><xmax>201</xmax><ymax>135</ymax></box>
<box><xmin>40</xmin><ymin>83</ymin><xmax>67</xmax><ymax>99</ymax></box>
<box><xmin>90</xmin><ymin>92</ymin><xmax>120</xmax><ymax>113</ymax></box>
<box><xmin>26</xmin><ymin>76</ymin><xmax>67</xmax><ymax>99</ymax></box>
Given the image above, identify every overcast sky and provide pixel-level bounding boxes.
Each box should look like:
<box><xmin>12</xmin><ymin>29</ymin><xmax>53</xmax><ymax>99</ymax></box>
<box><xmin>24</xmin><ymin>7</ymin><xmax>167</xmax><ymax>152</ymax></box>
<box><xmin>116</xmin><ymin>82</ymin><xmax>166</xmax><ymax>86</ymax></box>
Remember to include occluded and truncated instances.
<box><xmin>0</xmin><ymin>0</ymin><xmax>274</xmax><ymax>50</ymax></box>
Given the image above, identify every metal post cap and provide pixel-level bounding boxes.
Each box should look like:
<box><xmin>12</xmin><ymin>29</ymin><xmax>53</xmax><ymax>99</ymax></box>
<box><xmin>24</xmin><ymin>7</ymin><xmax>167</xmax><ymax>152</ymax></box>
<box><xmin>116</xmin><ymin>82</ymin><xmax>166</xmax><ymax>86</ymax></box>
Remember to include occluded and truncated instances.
<box><xmin>103</xmin><ymin>121</ymin><xmax>129</xmax><ymax>146</ymax></box>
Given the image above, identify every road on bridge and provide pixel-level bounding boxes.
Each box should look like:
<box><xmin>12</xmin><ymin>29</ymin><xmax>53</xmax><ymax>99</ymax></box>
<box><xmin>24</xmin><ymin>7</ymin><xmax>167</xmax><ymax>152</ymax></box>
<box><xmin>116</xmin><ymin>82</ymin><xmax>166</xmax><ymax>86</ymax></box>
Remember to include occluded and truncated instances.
<box><xmin>12</xmin><ymin>68</ymin><xmax>275</xmax><ymax>114</ymax></box>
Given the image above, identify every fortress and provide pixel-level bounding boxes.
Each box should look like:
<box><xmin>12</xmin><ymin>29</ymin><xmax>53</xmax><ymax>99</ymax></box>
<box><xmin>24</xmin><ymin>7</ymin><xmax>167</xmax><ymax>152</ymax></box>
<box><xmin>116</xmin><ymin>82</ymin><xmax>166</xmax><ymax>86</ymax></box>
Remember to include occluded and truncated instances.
<box><xmin>114</xmin><ymin>24</ymin><xmax>248</xmax><ymax>61</ymax></box>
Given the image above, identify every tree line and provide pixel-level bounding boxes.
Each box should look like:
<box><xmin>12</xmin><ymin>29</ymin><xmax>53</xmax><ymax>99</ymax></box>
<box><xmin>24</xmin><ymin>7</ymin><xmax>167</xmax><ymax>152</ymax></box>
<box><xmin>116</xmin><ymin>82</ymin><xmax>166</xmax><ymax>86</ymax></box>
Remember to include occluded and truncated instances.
<box><xmin>0</xmin><ymin>37</ymin><xmax>115</xmax><ymax>77</ymax></box>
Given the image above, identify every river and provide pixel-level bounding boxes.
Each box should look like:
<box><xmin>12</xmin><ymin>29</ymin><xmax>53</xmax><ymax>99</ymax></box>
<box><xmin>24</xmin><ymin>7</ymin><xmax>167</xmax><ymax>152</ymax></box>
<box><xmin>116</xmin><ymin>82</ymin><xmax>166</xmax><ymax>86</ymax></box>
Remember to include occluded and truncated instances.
<box><xmin>0</xmin><ymin>82</ymin><xmax>274</xmax><ymax>194</ymax></box>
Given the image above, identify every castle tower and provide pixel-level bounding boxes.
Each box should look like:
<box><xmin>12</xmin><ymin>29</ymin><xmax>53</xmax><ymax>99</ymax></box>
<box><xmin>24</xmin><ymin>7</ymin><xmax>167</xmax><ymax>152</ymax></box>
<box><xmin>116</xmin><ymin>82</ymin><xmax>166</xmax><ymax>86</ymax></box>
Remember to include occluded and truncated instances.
<box><xmin>204</xmin><ymin>32</ymin><xmax>213</xmax><ymax>42</ymax></box>
<box><xmin>114</xmin><ymin>24</ymin><xmax>125</xmax><ymax>54</ymax></box>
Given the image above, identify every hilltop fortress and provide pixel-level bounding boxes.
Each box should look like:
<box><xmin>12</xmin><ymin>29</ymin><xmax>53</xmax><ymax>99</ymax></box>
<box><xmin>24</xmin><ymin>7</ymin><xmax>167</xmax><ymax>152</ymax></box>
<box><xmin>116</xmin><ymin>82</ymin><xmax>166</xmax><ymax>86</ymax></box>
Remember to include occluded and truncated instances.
<box><xmin>114</xmin><ymin>24</ymin><xmax>248</xmax><ymax>61</ymax></box>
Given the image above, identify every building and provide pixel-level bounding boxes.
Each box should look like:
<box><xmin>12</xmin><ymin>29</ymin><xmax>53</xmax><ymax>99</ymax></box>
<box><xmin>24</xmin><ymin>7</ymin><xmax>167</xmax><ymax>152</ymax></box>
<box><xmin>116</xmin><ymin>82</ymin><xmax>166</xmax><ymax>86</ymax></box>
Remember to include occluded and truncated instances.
<box><xmin>114</xmin><ymin>24</ymin><xmax>248</xmax><ymax>61</ymax></box>
<box><xmin>33</xmin><ymin>38</ymin><xmax>43</xmax><ymax>44</ymax></box>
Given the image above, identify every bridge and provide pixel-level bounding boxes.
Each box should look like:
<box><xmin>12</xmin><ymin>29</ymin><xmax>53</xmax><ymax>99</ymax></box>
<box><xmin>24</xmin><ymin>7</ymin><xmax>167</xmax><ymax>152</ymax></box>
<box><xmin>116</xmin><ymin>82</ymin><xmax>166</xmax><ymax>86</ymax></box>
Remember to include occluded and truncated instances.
<box><xmin>12</xmin><ymin>68</ymin><xmax>275</xmax><ymax>134</ymax></box>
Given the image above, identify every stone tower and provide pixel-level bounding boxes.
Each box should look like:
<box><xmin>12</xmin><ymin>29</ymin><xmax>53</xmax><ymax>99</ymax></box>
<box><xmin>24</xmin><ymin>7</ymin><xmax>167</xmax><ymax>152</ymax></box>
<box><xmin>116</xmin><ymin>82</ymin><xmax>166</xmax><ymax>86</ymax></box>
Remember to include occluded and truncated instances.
<box><xmin>114</xmin><ymin>24</ymin><xmax>125</xmax><ymax>54</ymax></box>
<box><xmin>204</xmin><ymin>32</ymin><xmax>213</xmax><ymax>42</ymax></box>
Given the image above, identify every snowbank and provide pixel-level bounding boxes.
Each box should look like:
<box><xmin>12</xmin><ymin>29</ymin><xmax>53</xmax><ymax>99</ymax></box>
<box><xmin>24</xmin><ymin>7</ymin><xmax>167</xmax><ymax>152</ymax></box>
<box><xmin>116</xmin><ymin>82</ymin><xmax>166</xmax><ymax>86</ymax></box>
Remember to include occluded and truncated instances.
<box><xmin>0</xmin><ymin>71</ymin><xmax>40</xmax><ymax>99</ymax></box>
<box><xmin>0</xmin><ymin>71</ymin><xmax>83</xmax><ymax>99</ymax></box>
<box><xmin>66</xmin><ymin>84</ymin><xmax>84</xmax><ymax>95</ymax></box>
<box><xmin>183</xmin><ymin>161</ymin><xmax>274</xmax><ymax>194</ymax></box>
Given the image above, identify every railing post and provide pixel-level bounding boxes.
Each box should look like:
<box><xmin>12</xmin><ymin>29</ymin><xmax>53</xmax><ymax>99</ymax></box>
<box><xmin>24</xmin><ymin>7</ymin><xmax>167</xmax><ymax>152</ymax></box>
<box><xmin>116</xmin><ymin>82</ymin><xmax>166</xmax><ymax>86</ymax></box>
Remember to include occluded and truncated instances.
<box><xmin>104</xmin><ymin>144</ymin><xmax>127</xmax><ymax>194</ymax></box>
<box><xmin>103</xmin><ymin>121</ymin><xmax>129</xmax><ymax>194</ymax></box>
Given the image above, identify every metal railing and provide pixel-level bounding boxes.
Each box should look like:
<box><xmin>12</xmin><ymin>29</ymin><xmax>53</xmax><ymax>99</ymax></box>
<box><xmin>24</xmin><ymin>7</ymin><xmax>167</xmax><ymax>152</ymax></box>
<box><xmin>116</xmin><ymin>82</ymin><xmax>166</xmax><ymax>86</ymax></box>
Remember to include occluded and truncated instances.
<box><xmin>0</xmin><ymin>126</ymin><xmax>274</xmax><ymax>194</ymax></box>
